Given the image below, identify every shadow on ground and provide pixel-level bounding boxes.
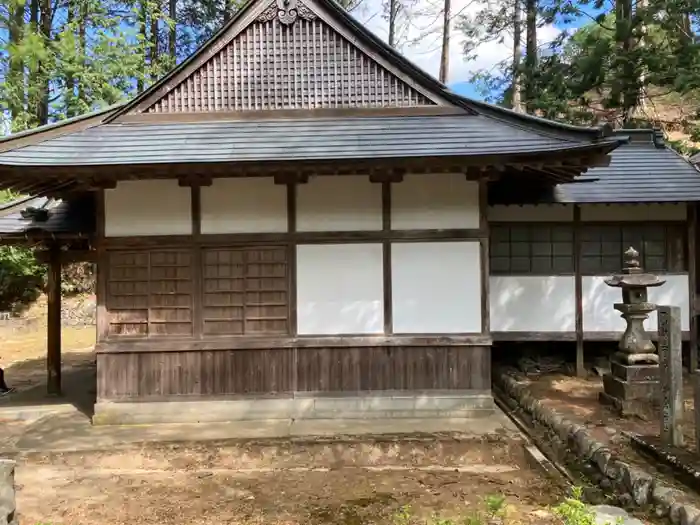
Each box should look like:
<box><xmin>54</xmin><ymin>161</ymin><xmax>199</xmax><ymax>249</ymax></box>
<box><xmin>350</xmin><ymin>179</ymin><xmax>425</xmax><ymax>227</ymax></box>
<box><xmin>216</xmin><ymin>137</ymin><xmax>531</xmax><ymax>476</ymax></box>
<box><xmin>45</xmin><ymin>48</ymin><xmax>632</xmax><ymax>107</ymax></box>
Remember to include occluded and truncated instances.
<box><xmin>1</xmin><ymin>352</ymin><xmax>96</xmax><ymax>417</ymax></box>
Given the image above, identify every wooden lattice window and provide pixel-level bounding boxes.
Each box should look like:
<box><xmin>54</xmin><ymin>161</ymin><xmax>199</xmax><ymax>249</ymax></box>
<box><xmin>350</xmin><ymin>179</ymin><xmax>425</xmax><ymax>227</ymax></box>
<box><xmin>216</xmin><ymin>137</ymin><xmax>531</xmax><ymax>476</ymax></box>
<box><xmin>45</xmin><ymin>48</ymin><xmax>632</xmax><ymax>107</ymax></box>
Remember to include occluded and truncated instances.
<box><xmin>202</xmin><ymin>247</ymin><xmax>289</xmax><ymax>335</ymax></box>
<box><xmin>490</xmin><ymin>223</ymin><xmax>575</xmax><ymax>275</ymax></box>
<box><xmin>580</xmin><ymin>223</ymin><xmax>687</xmax><ymax>275</ymax></box>
<box><xmin>107</xmin><ymin>250</ymin><xmax>193</xmax><ymax>337</ymax></box>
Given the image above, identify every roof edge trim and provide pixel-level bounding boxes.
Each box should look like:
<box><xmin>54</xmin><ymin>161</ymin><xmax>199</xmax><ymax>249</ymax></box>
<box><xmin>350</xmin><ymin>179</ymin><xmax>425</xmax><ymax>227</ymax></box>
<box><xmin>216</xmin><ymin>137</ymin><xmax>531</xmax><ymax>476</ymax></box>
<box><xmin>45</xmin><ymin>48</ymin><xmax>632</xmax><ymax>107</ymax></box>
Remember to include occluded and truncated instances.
<box><xmin>0</xmin><ymin>103</ymin><xmax>125</xmax><ymax>153</ymax></box>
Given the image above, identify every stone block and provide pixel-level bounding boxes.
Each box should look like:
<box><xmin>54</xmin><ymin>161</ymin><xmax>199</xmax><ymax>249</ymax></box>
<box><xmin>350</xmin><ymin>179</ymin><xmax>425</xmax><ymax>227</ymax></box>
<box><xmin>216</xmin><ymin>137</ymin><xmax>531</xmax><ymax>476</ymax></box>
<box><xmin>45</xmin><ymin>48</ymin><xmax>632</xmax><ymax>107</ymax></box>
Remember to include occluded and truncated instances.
<box><xmin>0</xmin><ymin>460</ymin><xmax>17</xmax><ymax>525</ymax></box>
<box><xmin>610</xmin><ymin>362</ymin><xmax>659</xmax><ymax>382</ymax></box>
<box><xmin>602</xmin><ymin>374</ymin><xmax>659</xmax><ymax>401</ymax></box>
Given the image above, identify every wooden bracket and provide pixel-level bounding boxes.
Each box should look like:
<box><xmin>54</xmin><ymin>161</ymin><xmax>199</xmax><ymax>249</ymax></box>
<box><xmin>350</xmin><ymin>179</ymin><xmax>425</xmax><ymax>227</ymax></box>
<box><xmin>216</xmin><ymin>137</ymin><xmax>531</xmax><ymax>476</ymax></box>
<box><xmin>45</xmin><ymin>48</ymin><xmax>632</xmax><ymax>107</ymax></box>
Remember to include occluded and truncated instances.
<box><xmin>273</xmin><ymin>173</ymin><xmax>309</xmax><ymax>185</ymax></box>
<box><xmin>178</xmin><ymin>175</ymin><xmax>213</xmax><ymax>187</ymax></box>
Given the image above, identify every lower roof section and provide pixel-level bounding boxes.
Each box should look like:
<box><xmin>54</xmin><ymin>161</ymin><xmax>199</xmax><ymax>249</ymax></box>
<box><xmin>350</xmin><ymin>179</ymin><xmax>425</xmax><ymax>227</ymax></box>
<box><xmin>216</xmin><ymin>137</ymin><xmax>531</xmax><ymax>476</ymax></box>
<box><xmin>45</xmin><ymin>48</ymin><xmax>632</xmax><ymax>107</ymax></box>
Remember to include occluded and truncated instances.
<box><xmin>491</xmin><ymin>129</ymin><xmax>700</xmax><ymax>204</ymax></box>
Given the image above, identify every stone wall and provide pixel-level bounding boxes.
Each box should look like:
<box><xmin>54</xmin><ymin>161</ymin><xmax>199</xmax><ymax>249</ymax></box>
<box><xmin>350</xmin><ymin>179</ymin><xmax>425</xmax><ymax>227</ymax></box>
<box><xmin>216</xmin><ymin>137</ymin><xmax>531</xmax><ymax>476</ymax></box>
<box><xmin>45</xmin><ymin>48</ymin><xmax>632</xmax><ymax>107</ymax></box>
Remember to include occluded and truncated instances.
<box><xmin>0</xmin><ymin>459</ymin><xmax>17</xmax><ymax>525</ymax></box>
<box><xmin>495</xmin><ymin>370</ymin><xmax>700</xmax><ymax>525</ymax></box>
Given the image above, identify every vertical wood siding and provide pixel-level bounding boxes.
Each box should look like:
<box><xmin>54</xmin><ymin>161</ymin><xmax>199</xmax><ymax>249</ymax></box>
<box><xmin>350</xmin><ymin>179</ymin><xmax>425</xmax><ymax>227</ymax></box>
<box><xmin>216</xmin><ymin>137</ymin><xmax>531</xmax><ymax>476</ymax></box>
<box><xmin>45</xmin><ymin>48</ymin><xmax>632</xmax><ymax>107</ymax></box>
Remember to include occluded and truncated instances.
<box><xmin>97</xmin><ymin>345</ymin><xmax>490</xmax><ymax>399</ymax></box>
<box><xmin>146</xmin><ymin>18</ymin><xmax>434</xmax><ymax>113</ymax></box>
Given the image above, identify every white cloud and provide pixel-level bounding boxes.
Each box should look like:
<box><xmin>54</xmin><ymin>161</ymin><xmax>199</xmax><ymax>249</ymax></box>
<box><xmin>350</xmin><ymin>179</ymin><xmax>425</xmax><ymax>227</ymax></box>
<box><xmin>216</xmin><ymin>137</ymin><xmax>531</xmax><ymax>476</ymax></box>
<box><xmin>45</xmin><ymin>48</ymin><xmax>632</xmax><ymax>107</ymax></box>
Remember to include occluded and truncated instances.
<box><xmin>354</xmin><ymin>0</ymin><xmax>562</xmax><ymax>85</ymax></box>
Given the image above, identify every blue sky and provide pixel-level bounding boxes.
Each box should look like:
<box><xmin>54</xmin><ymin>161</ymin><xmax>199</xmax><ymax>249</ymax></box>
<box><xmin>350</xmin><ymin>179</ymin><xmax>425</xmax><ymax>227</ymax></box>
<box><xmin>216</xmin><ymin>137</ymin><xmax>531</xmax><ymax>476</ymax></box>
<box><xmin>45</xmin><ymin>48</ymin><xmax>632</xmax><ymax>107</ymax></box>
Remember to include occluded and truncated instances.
<box><xmin>425</xmin><ymin>1</ymin><xmax>605</xmax><ymax>101</ymax></box>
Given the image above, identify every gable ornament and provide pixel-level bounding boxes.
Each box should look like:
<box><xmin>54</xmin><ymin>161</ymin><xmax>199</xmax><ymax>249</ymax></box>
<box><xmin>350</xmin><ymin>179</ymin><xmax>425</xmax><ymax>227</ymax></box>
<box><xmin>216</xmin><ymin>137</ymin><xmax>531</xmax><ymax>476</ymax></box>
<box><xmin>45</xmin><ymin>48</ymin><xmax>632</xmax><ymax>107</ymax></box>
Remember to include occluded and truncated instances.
<box><xmin>257</xmin><ymin>0</ymin><xmax>317</xmax><ymax>24</ymax></box>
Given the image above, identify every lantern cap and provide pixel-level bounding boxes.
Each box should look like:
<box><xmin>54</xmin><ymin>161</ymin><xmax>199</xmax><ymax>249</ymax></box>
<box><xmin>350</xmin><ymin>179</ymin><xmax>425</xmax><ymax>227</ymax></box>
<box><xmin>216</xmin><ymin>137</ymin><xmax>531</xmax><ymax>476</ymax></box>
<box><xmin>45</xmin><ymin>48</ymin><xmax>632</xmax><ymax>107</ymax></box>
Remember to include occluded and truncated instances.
<box><xmin>604</xmin><ymin>246</ymin><xmax>666</xmax><ymax>288</ymax></box>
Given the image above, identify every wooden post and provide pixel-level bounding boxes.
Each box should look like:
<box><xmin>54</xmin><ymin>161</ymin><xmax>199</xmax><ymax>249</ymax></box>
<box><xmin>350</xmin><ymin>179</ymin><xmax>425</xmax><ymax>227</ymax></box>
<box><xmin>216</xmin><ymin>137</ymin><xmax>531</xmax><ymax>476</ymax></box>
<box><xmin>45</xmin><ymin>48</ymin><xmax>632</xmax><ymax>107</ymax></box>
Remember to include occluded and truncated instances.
<box><xmin>47</xmin><ymin>246</ymin><xmax>62</xmax><ymax>396</ymax></box>
<box><xmin>574</xmin><ymin>205</ymin><xmax>585</xmax><ymax>377</ymax></box>
<box><xmin>659</xmin><ymin>305</ymin><xmax>684</xmax><ymax>447</ymax></box>
<box><xmin>688</xmin><ymin>203</ymin><xmax>697</xmax><ymax>372</ymax></box>
<box><xmin>694</xmin><ymin>372</ymin><xmax>700</xmax><ymax>455</ymax></box>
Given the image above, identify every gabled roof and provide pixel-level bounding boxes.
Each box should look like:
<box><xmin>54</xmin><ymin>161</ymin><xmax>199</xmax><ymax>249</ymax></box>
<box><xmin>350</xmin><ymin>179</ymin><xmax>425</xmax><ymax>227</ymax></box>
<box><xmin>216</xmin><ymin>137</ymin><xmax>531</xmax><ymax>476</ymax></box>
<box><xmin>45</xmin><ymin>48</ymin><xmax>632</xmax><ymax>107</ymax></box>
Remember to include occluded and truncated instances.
<box><xmin>0</xmin><ymin>0</ymin><xmax>621</xmax><ymax>198</ymax></box>
<box><xmin>103</xmin><ymin>0</ymin><xmax>612</xmax><ymax>141</ymax></box>
<box><xmin>0</xmin><ymin>114</ymin><xmax>621</xmax><ymax>168</ymax></box>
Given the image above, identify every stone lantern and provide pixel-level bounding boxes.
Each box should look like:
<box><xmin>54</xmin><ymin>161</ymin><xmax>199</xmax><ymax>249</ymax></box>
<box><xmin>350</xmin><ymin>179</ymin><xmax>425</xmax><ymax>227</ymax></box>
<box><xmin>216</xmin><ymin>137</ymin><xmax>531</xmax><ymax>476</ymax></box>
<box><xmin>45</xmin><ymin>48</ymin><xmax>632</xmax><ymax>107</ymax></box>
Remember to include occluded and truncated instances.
<box><xmin>599</xmin><ymin>247</ymin><xmax>666</xmax><ymax>415</ymax></box>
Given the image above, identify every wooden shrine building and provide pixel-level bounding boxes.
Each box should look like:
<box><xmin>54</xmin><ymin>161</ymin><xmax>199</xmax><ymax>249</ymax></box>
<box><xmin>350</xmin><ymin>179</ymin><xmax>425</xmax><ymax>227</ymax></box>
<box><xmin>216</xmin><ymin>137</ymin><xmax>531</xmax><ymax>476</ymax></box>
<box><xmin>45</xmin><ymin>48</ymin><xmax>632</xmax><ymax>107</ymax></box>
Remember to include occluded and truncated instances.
<box><xmin>0</xmin><ymin>0</ymin><xmax>698</xmax><ymax>424</ymax></box>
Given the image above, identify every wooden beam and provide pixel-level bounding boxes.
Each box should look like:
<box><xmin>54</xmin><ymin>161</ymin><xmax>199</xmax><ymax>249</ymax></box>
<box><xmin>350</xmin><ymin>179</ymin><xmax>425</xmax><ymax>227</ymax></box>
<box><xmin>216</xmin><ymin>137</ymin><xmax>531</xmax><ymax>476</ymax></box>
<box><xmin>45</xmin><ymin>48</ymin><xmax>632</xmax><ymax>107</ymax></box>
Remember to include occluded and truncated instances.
<box><xmin>370</xmin><ymin>172</ymin><xmax>404</xmax><ymax>184</ymax></box>
<box><xmin>35</xmin><ymin>249</ymin><xmax>95</xmax><ymax>264</ymax></box>
<box><xmin>47</xmin><ymin>246</ymin><xmax>62</xmax><ymax>396</ymax></box>
<box><xmin>574</xmin><ymin>205</ymin><xmax>585</xmax><ymax>377</ymax></box>
<box><xmin>689</xmin><ymin>203</ymin><xmax>698</xmax><ymax>371</ymax></box>
<box><xmin>115</xmin><ymin>106</ymin><xmax>469</xmax><ymax>124</ymax></box>
<box><xmin>191</xmin><ymin>186</ymin><xmax>203</xmax><ymax>339</ymax></box>
<box><xmin>480</xmin><ymin>179</ymin><xmax>490</xmax><ymax>334</ymax></box>
<box><xmin>95</xmin><ymin>334</ymin><xmax>494</xmax><ymax>353</ymax></box>
<box><xmin>178</xmin><ymin>175</ymin><xmax>212</xmax><ymax>187</ymax></box>
<box><xmin>382</xmin><ymin>182</ymin><xmax>392</xmax><ymax>335</ymax></box>
<box><xmin>95</xmin><ymin>190</ymin><xmax>109</xmax><ymax>343</ymax></box>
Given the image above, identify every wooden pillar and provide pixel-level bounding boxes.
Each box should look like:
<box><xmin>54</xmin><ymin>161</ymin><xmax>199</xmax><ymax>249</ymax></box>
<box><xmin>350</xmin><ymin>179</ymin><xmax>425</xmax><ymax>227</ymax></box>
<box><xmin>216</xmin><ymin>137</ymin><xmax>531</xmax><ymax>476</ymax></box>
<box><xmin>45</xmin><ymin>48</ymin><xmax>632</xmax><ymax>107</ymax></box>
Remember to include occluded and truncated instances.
<box><xmin>689</xmin><ymin>203</ymin><xmax>697</xmax><ymax>372</ymax></box>
<box><xmin>574</xmin><ymin>205</ymin><xmax>585</xmax><ymax>377</ymax></box>
<box><xmin>47</xmin><ymin>246</ymin><xmax>62</xmax><ymax>396</ymax></box>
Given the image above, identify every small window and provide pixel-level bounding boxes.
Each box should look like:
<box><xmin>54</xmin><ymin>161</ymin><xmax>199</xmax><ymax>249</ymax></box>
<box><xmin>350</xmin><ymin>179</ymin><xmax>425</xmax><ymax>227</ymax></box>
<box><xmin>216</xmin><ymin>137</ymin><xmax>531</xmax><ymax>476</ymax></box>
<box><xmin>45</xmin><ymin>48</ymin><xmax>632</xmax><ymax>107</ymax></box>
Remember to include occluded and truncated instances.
<box><xmin>490</xmin><ymin>224</ymin><xmax>575</xmax><ymax>275</ymax></box>
<box><xmin>579</xmin><ymin>223</ymin><xmax>686</xmax><ymax>274</ymax></box>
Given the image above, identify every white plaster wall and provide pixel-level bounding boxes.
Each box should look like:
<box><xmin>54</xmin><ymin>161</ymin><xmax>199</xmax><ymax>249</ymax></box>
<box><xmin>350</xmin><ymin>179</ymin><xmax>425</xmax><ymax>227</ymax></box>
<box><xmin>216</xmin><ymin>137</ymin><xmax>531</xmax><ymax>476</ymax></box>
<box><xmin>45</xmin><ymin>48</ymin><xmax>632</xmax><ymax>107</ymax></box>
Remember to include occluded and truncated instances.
<box><xmin>296</xmin><ymin>176</ymin><xmax>382</xmax><ymax>232</ymax></box>
<box><xmin>391</xmin><ymin>174</ymin><xmax>479</xmax><ymax>229</ymax></box>
<box><xmin>296</xmin><ymin>243</ymin><xmax>384</xmax><ymax>335</ymax></box>
<box><xmin>488</xmin><ymin>204</ymin><xmax>574</xmax><ymax>222</ymax></box>
<box><xmin>580</xmin><ymin>204</ymin><xmax>687</xmax><ymax>222</ymax></box>
<box><xmin>490</xmin><ymin>276</ymin><xmax>576</xmax><ymax>332</ymax></box>
<box><xmin>391</xmin><ymin>241</ymin><xmax>481</xmax><ymax>333</ymax></box>
<box><xmin>200</xmin><ymin>178</ymin><xmax>287</xmax><ymax>234</ymax></box>
<box><xmin>105</xmin><ymin>180</ymin><xmax>192</xmax><ymax>237</ymax></box>
<box><xmin>582</xmin><ymin>275</ymin><xmax>689</xmax><ymax>332</ymax></box>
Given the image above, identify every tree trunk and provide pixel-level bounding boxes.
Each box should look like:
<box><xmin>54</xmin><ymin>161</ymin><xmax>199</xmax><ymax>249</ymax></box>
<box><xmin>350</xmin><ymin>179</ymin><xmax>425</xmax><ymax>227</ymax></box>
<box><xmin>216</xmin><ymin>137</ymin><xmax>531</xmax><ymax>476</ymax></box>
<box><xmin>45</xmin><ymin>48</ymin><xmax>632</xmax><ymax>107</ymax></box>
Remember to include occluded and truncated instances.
<box><xmin>511</xmin><ymin>0</ymin><xmax>523</xmax><ymax>113</ymax></box>
<box><xmin>615</xmin><ymin>0</ymin><xmax>637</xmax><ymax>125</ymax></box>
<box><xmin>77</xmin><ymin>0</ymin><xmax>87</xmax><ymax>106</ymax></box>
<box><xmin>65</xmin><ymin>0</ymin><xmax>76</xmax><ymax>118</ymax></box>
<box><xmin>223</xmin><ymin>0</ymin><xmax>235</xmax><ymax>23</ymax></box>
<box><xmin>138</xmin><ymin>1</ymin><xmax>147</xmax><ymax>92</ymax></box>
<box><xmin>169</xmin><ymin>0</ymin><xmax>177</xmax><ymax>59</ymax></box>
<box><xmin>30</xmin><ymin>0</ymin><xmax>39</xmax><ymax>28</ymax></box>
<box><xmin>8</xmin><ymin>0</ymin><xmax>26</xmax><ymax>126</ymax></box>
<box><xmin>151</xmin><ymin>1</ymin><xmax>160</xmax><ymax>81</ymax></box>
<box><xmin>439</xmin><ymin>0</ymin><xmax>451</xmax><ymax>83</ymax></box>
<box><xmin>37</xmin><ymin>0</ymin><xmax>52</xmax><ymax>126</ymax></box>
<box><xmin>524</xmin><ymin>0</ymin><xmax>537</xmax><ymax>112</ymax></box>
<box><xmin>388</xmin><ymin>0</ymin><xmax>397</xmax><ymax>48</ymax></box>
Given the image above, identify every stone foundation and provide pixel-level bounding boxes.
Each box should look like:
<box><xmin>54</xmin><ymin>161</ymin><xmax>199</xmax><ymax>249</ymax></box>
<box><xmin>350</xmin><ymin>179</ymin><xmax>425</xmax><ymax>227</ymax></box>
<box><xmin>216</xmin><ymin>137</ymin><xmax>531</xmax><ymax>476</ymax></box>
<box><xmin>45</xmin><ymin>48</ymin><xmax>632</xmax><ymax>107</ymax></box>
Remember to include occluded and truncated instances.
<box><xmin>93</xmin><ymin>391</ymin><xmax>495</xmax><ymax>426</ymax></box>
<box><xmin>0</xmin><ymin>460</ymin><xmax>17</xmax><ymax>525</ymax></box>
<box><xmin>600</xmin><ymin>361</ymin><xmax>660</xmax><ymax>416</ymax></box>
<box><xmin>495</xmin><ymin>370</ymin><xmax>699</xmax><ymax>524</ymax></box>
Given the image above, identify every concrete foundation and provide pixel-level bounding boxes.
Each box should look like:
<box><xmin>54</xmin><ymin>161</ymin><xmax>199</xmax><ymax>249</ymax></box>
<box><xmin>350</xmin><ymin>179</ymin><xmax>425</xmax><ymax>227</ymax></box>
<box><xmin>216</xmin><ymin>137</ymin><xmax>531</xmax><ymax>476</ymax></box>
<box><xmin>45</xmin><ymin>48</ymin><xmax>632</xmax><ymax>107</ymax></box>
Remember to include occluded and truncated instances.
<box><xmin>0</xmin><ymin>460</ymin><xmax>17</xmax><ymax>525</ymax></box>
<box><xmin>93</xmin><ymin>390</ymin><xmax>495</xmax><ymax>426</ymax></box>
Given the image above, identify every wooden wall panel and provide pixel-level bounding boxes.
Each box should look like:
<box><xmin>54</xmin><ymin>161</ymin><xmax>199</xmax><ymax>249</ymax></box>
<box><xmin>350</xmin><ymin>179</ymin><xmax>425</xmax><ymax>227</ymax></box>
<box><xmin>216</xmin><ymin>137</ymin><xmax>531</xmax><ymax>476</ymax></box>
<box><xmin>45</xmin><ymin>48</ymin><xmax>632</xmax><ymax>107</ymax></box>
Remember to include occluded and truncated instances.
<box><xmin>106</xmin><ymin>249</ymin><xmax>194</xmax><ymax>337</ymax></box>
<box><xmin>296</xmin><ymin>345</ymin><xmax>490</xmax><ymax>392</ymax></box>
<box><xmin>97</xmin><ymin>346</ymin><xmax>490</xmax><ymax>400</ymax></box>
<box><xmin>202</xmin><ymin>246</ymin><xmax>289</xmax><ymax>336</ymax></box>
<box><xmin>97</xmin><ymin>349</ymin><xmax>295</xmax><ymax>399</ymax></box>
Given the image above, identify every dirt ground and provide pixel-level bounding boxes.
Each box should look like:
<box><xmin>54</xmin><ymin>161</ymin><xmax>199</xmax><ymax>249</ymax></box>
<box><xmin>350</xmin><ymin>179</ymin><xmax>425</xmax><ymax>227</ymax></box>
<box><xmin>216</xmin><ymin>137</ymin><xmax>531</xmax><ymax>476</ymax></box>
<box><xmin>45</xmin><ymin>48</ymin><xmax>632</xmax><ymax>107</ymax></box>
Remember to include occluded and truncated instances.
<box><xmin>14</xmin><ymin>438</ymin><xmax>565</xmax><ymax>525</ymax></box>
<box><xmin>0</xmin><ymin>323</ymin><xmax>569</xmax><ymax>525</ymax></box>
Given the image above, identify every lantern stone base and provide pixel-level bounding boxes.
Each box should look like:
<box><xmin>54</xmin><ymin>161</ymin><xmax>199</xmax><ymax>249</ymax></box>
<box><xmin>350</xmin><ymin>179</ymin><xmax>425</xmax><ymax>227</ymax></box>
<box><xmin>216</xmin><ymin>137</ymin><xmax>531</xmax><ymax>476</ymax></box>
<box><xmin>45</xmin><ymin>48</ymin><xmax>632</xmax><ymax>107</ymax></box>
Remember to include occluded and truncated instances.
<box><xmin>599</xmin><ymin>360</ymin><xmax>660</xmax><ymax>416</ymax></box>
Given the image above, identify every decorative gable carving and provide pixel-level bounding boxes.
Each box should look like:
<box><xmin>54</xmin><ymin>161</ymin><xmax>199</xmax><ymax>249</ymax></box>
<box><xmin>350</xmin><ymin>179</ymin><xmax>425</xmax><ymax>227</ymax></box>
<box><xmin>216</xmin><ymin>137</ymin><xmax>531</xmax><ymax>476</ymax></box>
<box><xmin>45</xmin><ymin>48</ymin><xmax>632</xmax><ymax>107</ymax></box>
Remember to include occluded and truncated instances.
<box><xmin>256</xmin><ymin>0</ymin><xmax>317</xmax><ymax>25</ymax></box>
<box><xmin>144</xmin><ymin>1</ymin><xmax>437</xmax><ymax>113</ymax></box>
